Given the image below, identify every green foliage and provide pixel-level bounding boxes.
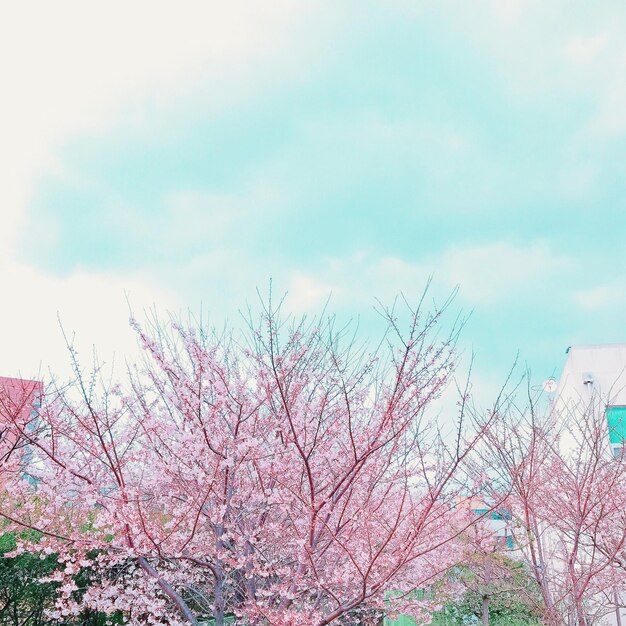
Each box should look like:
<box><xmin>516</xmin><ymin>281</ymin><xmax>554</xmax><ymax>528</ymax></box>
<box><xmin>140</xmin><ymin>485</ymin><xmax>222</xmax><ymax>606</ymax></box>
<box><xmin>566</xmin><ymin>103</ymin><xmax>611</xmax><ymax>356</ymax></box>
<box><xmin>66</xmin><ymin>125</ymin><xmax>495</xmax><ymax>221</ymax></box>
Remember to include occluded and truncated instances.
<box><xmin>434</xmin><ymin>591</ymin><xmax>543</xmax><ymax>626</ymax></box>
<box><xmin>430</xmin><ymin>559</ymin><xmax>545</xmax><ymax>626</ymax></box>
<box><xmin>0</xmin><ymin>543</ymin><xmax>59</xmax><ymax>625</ymax></box>
<box><xmin>0</xmin><ymin>533</ymin><xmax>124</xmax><ymax>626</ymax></box>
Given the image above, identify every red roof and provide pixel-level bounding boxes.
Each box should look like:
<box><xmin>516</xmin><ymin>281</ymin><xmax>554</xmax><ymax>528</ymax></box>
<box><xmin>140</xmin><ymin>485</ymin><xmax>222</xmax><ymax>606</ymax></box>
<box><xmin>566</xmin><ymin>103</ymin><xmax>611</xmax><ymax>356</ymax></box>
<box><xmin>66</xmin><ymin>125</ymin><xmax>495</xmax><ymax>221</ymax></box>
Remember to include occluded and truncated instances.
<box><xmin>0</xmin><ymin>377</ymin><xmax>43</xmax><ymax>425</ymax></box>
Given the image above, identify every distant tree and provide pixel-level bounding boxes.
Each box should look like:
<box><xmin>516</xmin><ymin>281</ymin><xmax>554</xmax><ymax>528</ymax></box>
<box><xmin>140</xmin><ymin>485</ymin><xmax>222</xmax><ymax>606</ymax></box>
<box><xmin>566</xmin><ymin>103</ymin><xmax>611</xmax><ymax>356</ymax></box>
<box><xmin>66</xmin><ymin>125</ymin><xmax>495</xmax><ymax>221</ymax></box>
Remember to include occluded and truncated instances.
<box><xmin>0</xmin><ymin>293</ymin><xmax>491</xmax><ymax>625</ymax></box>
<box><xmin>456</xmin><ymin>521</ymin><xmax>543</xmax><ymax>626</ymax></box>
<box><xmin>0</xmin><ymin>531</ymin><xmax>59</xmax><ymax>626</ymax></box>
<box><xmin>0</xmin><ymin>530</ymin><xmax>124</xmax><ymax>626</ymax></box>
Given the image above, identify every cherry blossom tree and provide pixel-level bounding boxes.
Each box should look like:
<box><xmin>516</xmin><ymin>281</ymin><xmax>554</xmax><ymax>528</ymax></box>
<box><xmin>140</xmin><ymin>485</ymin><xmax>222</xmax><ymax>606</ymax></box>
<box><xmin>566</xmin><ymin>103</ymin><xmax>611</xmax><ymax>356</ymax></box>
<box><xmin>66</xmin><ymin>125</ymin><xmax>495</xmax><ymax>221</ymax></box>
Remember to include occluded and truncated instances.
<box><xmin>480</xmin><ymin>386</ymin><xmax>626</xmax><ymax>626</ymax></box>
<box><xmin>0</xmin><ymin>294</ymin><xmax>489</xmax><ymax>625</ymax></box>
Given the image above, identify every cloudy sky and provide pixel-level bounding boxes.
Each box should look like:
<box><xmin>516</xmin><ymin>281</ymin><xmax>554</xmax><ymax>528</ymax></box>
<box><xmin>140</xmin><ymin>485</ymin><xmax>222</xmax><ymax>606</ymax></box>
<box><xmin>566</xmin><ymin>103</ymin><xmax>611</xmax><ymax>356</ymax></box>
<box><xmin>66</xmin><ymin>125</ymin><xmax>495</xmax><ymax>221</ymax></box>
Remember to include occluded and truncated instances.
<box><xmin>1</xmin><ymin>1</ymin><xmax>625</xmax><ymax>402</ymax></box>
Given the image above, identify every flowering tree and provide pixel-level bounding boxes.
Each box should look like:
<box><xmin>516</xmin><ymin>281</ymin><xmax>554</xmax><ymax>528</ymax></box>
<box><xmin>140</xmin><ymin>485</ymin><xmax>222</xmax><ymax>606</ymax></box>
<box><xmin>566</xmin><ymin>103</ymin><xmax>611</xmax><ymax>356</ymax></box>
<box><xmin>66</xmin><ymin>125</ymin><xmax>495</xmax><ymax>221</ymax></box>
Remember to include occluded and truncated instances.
<box><xmin>0</xmin><ymin>295</ymin><xmax>488</xmax><ymax>625</ymax></box>
<box><xmin>481</xmin><ymin>388</ymin><xmax>626</xmax><ymax>626</ymax></box>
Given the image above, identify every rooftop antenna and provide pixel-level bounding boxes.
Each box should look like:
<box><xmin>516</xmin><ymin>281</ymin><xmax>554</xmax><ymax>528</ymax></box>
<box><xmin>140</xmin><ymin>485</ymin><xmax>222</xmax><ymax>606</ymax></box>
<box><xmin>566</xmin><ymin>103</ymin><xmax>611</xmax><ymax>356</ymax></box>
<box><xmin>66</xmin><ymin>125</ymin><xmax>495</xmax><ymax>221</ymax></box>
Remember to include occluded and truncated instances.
<box><xmin>543</xmin><ymin>378</ymin><xmax>558</xmax><ymax>403</ymax></box>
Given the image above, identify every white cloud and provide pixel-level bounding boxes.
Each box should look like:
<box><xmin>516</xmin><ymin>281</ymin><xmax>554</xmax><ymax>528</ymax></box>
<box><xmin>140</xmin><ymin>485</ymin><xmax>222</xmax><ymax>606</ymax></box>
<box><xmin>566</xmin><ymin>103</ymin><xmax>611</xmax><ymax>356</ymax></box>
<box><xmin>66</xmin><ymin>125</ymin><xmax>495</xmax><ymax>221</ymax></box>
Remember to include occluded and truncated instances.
<box><xmin>287</xmin><ymin>253</ymin><xmax>431</xmax><ymax>312</ymax></box>
<box><xmin>584</xmin><ymin>60</ymin><xmax>626</xmax><ymax>137</ymax></box>
<box><xmin>560</xmin><ymin>31</ymin><xmax>626</xmax><ymax>140</ymax></box>
<box><xmin>575</xmin><ymin>280</ymin><xmax>626</xmax><ymax>312</ymax></box>
<box><xmin>563</xmin><ymin>34</ymin><xmax>608</xmax><ymax>65</ymax></box>
<box><xmin>0</xmin><ymin>1</ymin><xmax>325</xmax><ymax>377</ymax></box>
<box><xmin>487</xmin><ymin>0</ymin><xmax>540</xmax><ymax>24</ymax></box>
<box><xmin>288</xmin><ymin>274</ymin><xmax>339</xmax><ymax>313</ymax></box>
<box><xmin>0</xmin><ymin>260</ymin><xmax>180</xmax><ymax>380</ymax></box>
<box><xmin>0</xmin><ymin>1</ymin><xmax>321</xmax><ymax>242</ymax></box>
<box><xmin>439</xmin><ymin>241</ymin><xmax>574</xmax><ymax>303</ymax></box>
<box><xmin>278</xmin><ymin>241</ymin><xmax>574</xmax><ymax>315</ymax></box>
<box><xmin>142</xmin><ymin>179</ymin><xmax>289</xmax><ymax>252</ymax></box>
<box><xmin>426</xmin><ymin>0</ymin><xmax>626</xmax><ymax>119</ymax></box>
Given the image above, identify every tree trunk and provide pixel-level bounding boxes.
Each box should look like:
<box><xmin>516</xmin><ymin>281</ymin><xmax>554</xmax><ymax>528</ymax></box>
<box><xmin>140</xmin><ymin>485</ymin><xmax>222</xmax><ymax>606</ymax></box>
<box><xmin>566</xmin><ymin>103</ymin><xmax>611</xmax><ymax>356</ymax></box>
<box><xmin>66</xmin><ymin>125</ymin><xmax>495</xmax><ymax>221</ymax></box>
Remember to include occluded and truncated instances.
<box><xmin>137</xmin><ymin>556</ymin><xmax>198</xmax><ymax>625</ymax></box>
<box><xmin>213</xmin><ymin>521</ymin><xmax>230</xmax><ymax>626</ymax></box>
<box><xmin>214</xmin><ymin>558</ymin><xmax>225</xmax><ymax>626</ymax></box>
<box><xmin>615</xmin><ymin>588</ymin><xmax>623</xmax><ymax>626</ymax></box>
<box><xmin>482</xmin><ymin>595</ymin><xmax>489</xmax><ymax>626</ymax></box>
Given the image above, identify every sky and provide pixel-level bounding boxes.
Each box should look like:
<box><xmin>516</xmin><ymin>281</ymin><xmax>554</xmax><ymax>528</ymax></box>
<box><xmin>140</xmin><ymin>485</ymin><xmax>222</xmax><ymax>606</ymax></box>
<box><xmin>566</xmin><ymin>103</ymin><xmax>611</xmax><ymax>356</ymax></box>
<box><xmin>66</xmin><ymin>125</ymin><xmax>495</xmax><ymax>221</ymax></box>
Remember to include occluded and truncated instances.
<box><xmin>1</xmin><ymin>0</ymin><xmax>625</xmax><ymax>406</ymax></box>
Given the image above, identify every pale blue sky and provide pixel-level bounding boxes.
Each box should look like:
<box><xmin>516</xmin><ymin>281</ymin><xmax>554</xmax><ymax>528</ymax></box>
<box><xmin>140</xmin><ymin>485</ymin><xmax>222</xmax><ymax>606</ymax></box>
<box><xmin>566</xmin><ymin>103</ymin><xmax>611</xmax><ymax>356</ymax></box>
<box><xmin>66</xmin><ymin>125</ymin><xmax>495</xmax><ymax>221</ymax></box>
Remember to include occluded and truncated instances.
<box><xmin>1</xmin><ymin>1</ymin><xmax>625</xmax><ymax>397</ymax></box>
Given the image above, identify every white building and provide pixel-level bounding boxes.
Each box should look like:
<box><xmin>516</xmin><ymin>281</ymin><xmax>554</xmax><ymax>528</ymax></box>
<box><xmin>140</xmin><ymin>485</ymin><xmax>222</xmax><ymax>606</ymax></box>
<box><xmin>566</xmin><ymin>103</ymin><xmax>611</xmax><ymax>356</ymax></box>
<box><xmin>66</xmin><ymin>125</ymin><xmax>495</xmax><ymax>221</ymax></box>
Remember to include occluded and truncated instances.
<box><xmin>553</xmin><ymin>344</ymin><xmax>626</xmax><ymax>626</ymax></box>
<box><xmin>554</xmin><ymin>343</ymin><xmax>626</xmax><ymax>457</ymax></box>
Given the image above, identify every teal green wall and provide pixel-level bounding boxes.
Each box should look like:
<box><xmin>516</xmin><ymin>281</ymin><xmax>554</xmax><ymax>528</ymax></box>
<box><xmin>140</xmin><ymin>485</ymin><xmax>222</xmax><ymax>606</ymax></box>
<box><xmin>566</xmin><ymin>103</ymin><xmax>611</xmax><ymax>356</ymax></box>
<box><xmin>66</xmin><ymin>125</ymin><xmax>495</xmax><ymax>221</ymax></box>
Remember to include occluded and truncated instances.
<box><xmin>607</xmin><ymin>406</ymin><xmax>626</xmax><ymax>444</ymax></box>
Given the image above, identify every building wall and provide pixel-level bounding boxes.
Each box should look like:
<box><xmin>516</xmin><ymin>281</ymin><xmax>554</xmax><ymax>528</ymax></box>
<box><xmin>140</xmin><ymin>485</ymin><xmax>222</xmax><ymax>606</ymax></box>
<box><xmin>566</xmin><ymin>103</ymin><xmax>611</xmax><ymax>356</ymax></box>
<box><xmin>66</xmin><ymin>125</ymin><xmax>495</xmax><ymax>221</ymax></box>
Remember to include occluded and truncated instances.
<box><xmin>554</xmin><ymin>344</ymin><xmax>626</xmax><ymax>411</ymax></box>
<box><xmin>0</xmin><ymin>376</ymin><xmax>43</xmax><ymax>483</ymax></box>
<box><xmin>553</xmin><ymin>345</ymin><xmax>626</xmax><ymax>626</ymax></box>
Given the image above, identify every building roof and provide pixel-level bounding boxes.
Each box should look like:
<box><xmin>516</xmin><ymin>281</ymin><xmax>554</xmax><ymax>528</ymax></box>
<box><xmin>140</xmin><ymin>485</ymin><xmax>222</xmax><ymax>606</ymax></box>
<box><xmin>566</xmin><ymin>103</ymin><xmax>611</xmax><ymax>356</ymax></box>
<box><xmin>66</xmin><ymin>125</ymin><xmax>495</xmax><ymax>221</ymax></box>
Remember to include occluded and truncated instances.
<box><xmin>0</xmin><ymin>377</ymin><xmax>43</xmax><ymax>426</ymax></box>
<box><xmin>555</xmin><ymin>344</ymin><xmax>626</xmax><ymax>408</ymax></box>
